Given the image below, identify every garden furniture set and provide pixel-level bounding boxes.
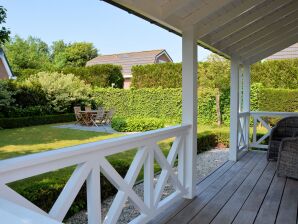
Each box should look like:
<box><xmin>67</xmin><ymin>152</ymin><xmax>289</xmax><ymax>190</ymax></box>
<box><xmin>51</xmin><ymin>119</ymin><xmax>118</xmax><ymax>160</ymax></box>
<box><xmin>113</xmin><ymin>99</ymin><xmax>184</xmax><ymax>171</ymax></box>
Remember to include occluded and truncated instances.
<box><xmin>268</xmin><ymin>116</ymin><xmax>298</xmax><ymax>179</ymax></box>
<box><xmin>74</xmin><ymin>106</ymin><xmax>115</xmax><ymax>127</ymax></box>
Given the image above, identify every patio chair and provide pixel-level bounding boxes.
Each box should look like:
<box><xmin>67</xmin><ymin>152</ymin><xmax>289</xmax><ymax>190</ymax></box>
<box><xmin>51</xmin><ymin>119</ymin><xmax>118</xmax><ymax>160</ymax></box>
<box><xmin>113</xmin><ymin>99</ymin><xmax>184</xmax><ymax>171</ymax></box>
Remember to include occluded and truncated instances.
<box><xmin>74</xmin><ymin>106</ymin><xmax>83</xmax><ymax>125</ymax></box>
<box><xmin>267</xmin><ymin>116</ymin><xmax>298</xmax><ymax>161</ymax></box>
<box><xmin>85</xmin><ymin>106</ymin><xmax>92</xmax><ymax>111</ymax></box>
<box><xmin>90</xmin><ymin>107</ymin><xmax>105</xmax><ymax>127</ymax></box>
<box><xmin>277</xmin><ymin>137</ymin><xmax>298</xmax><ymax>179</ymax></box>
<box><xmin>104</xmin><ymin>108</ymin><xmax>115</xmax><ymax>125</ymax></box>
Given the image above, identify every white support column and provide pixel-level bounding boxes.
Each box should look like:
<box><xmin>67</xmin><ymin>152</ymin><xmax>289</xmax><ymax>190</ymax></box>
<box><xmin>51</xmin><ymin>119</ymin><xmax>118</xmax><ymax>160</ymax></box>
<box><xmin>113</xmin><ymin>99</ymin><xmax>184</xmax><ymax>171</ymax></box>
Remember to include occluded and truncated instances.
<box><xmin>229</xmin><ymin>58</ymin><xmax>240</xmax><ymax>161</ymax></box>
<box><xmin>243</xmin><ymin>64</ymin><xmax>251</xmax><ymax>147</ymax></box>
<box><xmin>182</xmin><ymin>28</ymin><xmax>197</xmax><ymax>199</ymax></box>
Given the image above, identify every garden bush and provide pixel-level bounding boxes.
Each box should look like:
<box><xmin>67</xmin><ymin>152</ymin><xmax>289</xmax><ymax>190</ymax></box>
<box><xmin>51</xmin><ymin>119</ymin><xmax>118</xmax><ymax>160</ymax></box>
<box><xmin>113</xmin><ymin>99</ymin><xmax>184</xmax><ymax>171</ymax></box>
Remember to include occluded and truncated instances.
<box><xmin>112</xmin><ymin>117</ymin><xmax>165</xmax><ymax>132</ymax></box>
<box><xmin>25</xmin><ymin>72</ymin><xmax>92</xmax><ymax>113</ymax></box>
<box><xmin>62</xmin><ymin>64</ymin><xmax>124</xmax><ymax>88</ymax></box>
<box><xmin>0</xmin><ymin>113</ymin><xmax>76</xmax><ymax>129</ymax></box>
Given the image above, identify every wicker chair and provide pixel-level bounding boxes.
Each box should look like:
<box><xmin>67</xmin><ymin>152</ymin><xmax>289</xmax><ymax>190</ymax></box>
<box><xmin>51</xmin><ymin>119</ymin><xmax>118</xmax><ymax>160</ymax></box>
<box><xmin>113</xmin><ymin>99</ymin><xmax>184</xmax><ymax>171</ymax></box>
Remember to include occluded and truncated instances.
<box><xmin>267</xmin><ymin>116</ymin><xmax>298</xmax><ymax>161</ymax></box>
<box><xmin>277</xmin><ymin>137</ymin><xmax>298</xmax><ymax>179</ymax></box>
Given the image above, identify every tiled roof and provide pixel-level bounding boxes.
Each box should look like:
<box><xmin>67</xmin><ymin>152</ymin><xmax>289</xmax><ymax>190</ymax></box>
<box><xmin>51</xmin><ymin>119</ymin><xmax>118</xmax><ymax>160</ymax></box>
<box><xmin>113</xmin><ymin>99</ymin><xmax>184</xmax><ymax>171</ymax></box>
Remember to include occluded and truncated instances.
<box><xmin>86</xmin><ymin>49</ymin><xmax>170</xmax><ymax>78</ymax></box>
<box><xmin>266</xmin><ymin>43</ymin><xmax>298</xmax><ymax>60</ymax></box>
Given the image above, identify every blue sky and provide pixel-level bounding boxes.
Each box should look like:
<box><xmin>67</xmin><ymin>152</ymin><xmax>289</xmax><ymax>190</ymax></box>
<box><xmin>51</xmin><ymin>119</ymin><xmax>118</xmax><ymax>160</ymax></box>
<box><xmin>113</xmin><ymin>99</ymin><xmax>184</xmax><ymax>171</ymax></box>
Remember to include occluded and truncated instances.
<box><xmin>2</xmin><ymin>0</ymin><xmax>211</xmax><ymax>62</ymax></box>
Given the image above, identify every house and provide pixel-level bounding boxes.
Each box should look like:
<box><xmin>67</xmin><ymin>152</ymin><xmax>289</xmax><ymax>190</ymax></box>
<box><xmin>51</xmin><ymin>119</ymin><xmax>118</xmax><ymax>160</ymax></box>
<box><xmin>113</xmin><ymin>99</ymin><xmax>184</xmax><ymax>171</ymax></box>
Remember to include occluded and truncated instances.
<box><xmin>266</xmin><ymin>43</ymin><xmax>298</xmax><ymax>60</ymax></box>
<box><xmin>0</xmin><ymin>48</ymin><xmax>13</xmax><ymax>79</ymax></box>
<box><xmin>86</xmin><ymin>49</ymin><xmax>173</xmax><ymax>89</ymax></box>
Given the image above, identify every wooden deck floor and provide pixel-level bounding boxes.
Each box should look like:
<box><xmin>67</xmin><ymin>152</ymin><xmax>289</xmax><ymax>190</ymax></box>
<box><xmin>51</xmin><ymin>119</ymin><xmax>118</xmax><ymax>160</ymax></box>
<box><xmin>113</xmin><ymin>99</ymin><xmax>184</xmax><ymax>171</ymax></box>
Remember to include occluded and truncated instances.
<box><xmin>150</xmin><ymin>151</ymin><xmax>298</xmax><ymax>224</ymax></box>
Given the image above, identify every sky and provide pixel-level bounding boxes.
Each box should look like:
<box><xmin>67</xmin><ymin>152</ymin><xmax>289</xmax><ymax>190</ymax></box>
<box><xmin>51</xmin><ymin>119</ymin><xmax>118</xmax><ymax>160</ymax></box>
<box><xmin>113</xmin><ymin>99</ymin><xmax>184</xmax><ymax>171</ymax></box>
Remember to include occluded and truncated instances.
<box><xmin>1</xmin><ymin>0</ymin><xmax>212</xmax><ymax>62</ymax></box>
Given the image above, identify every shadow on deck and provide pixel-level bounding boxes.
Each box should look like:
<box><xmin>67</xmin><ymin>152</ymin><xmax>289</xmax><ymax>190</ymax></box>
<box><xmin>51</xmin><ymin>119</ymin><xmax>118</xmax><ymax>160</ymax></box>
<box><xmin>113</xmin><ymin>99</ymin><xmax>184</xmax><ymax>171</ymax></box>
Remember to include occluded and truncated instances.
<box><xmin>150</xmin><ymin>151</ymin><xmax>298</xmax><ymax>224</ymax></box>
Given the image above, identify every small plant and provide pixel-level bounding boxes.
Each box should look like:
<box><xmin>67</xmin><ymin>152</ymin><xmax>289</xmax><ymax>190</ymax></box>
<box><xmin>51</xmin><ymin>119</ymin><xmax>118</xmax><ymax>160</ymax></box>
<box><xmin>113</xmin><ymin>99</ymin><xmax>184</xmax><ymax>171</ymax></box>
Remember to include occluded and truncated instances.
<box><xmin>112</xmin><ymin>117</ymin><xmax>165</xmax><ymax>132</ymax></box>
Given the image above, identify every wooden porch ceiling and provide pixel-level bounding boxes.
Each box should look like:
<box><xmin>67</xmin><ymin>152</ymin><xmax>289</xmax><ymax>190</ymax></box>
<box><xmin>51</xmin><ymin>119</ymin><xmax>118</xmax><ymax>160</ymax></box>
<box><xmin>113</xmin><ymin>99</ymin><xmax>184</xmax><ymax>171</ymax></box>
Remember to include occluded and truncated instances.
<box><xmin>149</xmin><ymin>151</ymin><xmax>298</xmax><ymax>224</ymax></box>
<box><xmin>102</xmin><ymin>0</ymin><xmax>298</xmax><ymax>64</ymax></box>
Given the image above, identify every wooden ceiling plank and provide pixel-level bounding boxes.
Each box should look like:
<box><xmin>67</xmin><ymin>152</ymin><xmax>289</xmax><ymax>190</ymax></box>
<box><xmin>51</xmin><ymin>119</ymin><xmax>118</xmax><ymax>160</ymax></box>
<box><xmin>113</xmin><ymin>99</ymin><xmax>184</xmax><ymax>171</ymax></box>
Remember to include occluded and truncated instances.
<box><xmin>207</xmin><ymin>0</ymin><xmax>293</xmax><ymax>45</ymax></box>
<box><xmin>224</xmin><ymin>14</ymin><xmax>298</xmax><ymax>53</ymax></box>
<box><xmin>245</xmin><ymin>34</ymin><xmax>298</xmax><ymax>64</ymax></box>
<box><xmin>195</xmin><ymin>0</ymin><xmax>261</xmax><ymax>38</ymax></box>
<box><xmin>211</xmin><ymin>1</ymin><xmax>298</xmax><ymax>52</ymax></box>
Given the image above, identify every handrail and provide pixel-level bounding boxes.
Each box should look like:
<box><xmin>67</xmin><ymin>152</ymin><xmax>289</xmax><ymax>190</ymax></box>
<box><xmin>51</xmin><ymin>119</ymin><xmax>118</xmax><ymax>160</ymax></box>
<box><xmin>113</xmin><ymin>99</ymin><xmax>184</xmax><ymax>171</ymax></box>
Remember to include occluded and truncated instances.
<box><xmin>0</xmin><ymin>124</ymin><xmax>191</xmax><ymax>224</ymax></box>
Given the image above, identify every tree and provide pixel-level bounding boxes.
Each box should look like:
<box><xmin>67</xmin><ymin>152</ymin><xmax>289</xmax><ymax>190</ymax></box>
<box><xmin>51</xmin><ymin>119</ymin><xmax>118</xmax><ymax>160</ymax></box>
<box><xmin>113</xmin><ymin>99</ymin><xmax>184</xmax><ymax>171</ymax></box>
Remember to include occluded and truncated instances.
<box><xmin>3</xmin><ymin>35</ymin><xmax>51</xmax><ymax>73</ymax></box>
<box><xmin>64</xmin><ymin>42</ymin><xmax>98</xmax><ymax>67</ymax></box>
<box><xmin>0</xmin><ymin>6</ymin><xmax>10</xmax><ymax>45</ymax></box>
<box><xmin>199</xmin><ymin>54</ymin><xmax>230</xmax><ymax>126</ymax></box>
<box><xmin>50</xmin><ymin>41</ymin><xmax>98</xmax><ymax>68</ymax></box>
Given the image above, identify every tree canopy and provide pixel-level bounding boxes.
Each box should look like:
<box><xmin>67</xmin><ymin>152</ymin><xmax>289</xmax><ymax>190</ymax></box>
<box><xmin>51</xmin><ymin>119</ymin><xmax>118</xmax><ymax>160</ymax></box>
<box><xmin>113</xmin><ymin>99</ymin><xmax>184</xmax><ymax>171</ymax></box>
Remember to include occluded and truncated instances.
<box><xmin>0</xmin><ymin>6</ymin><xmax>10</xmax><ymax>45</ymax></box>
<box><xmin>3</xmin><ymin>36</ymin><xmax>99</xmax><ymax>75</ymax></box>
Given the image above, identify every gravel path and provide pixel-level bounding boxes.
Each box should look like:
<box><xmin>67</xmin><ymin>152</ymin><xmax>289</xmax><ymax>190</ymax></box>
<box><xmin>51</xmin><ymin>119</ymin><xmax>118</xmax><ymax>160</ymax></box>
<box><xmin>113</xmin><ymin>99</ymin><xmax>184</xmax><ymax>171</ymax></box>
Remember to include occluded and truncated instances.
<box><xmin>66</xmin><ymin>148</ymin><xmax>229</xmax><ymax>224</ymax></box>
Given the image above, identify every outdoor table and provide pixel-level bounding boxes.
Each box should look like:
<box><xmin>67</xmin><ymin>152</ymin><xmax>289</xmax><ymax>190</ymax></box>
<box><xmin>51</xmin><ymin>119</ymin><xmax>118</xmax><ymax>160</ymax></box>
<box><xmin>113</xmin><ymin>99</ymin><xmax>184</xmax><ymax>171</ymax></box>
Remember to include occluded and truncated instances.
<box><xmin>79</xmin><ymin>110</ymin><xmax>97</xmax><ymax>126</ymax></box>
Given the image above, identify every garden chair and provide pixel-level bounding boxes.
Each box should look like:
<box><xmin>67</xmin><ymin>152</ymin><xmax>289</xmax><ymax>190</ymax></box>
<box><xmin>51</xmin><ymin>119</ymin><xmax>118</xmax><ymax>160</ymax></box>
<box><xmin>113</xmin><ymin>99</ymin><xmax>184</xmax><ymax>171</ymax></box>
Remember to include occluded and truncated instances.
<box><xmin>267</xmin><ymin>116</ymin><xmax>298</xmax><ymax>161</ymax></box>
<box><xmin>90</xmin><ymin>107</ymin><xmax>105</xmax><ymax>127</ymax></box>
<box><xmin>277</xmin><ymin>137</ymin><xmax>298</xmax><ymax>179</ymax></box>
<box><xmin>85</xmin><ymin>106</ymin><xmax>92</xmax><ymax>111</ymax></box>
<box><xmin>73</xmin><ymin>106</ymin><xmax>83</xmax><ymax>125</ymax></box>
<box><xmin>104</xmin><ymin>109</ymin><xmax>115</xmax><ymax>125</ymax></box>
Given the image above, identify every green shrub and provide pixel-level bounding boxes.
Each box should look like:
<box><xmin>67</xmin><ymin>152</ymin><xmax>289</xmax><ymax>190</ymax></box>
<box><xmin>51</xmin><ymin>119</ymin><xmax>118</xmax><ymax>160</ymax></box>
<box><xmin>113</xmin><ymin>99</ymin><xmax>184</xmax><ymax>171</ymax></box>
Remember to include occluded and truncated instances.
<box><xmin>112</xmin><ymin>117</ymin><xmax>165</xmax><ymax>132</ymax></box>
<box><xmin>25</xmin><ymin>72</ymin><xmax>92</xmax><ymax>113</ymax></box>
<box><xmin>62</xmin><ymin>64</ymin><xmax>124</xmax><ymax>88</ymax></box>
<box><xmin>0</xmin><ymin>114</ymin><xmax>75</xmax><ymax>129</ymax></box>
<box><xmin>197</xmin><ymin>129</ymin><xmax>230</xmax><ymax>152</ymax></box>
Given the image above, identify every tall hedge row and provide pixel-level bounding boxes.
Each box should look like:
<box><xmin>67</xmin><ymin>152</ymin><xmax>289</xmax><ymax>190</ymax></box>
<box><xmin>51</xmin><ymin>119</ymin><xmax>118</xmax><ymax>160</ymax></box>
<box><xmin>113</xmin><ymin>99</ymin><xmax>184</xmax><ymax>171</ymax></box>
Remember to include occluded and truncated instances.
<box><xmin>94</xmin><ymin>86</ymin><xmax>298</xmax><ymax>125</ymax></box>
<box><xmin>131</xmin><ymin>59</ymin><xmax>298</xmax><ymax>89</ymax></box>
<box><xmin>93</xmin><ymin>88</ymin><xmax>229</xmax><ymax>124</ymax></box>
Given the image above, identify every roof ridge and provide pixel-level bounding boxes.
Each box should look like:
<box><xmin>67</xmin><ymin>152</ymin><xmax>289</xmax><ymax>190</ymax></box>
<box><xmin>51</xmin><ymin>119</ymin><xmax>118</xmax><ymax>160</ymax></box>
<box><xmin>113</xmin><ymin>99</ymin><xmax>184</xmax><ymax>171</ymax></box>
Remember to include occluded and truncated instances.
<box><xmin>93</xmin><ymin>49</ymin><xmax>165</xmax><ymax>58</ymax></box>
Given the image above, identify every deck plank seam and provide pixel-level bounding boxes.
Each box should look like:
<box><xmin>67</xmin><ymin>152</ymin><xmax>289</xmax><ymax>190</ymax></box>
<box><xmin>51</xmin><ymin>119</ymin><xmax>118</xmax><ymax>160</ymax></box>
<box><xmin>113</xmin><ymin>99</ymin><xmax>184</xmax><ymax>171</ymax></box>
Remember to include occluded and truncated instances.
<box><xmin>273</xmin><ymin>177</ymin><xmax>288</xmax><ymax>224</ymax></box>
<box><xmin>229</xmin><ymin>160</ymin><xmax>270</xmax><ymax>224</ymax></box>
<box><xmin>187</xmin><ymin>152</ymin><xmax>263</xmax><ymax>224</ymax></box>
<box><xmin>165</xmin><ymin>151</ymin><xmax>257</xmax><ymax>224</ymax></box>
<box><xmin>252</xmin><ymin>169</ymin><xmax>278</xmax><ymax>224</ymax></box>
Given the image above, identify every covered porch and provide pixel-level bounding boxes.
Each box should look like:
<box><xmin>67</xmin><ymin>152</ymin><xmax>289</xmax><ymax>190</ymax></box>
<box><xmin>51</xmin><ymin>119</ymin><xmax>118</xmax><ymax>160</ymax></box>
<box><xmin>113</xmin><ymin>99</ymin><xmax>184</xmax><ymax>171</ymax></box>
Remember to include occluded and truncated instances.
<box><xmin>0</xmin><ymin>0</ymin><xmax>298</xmax><ymax>223</ymax></box>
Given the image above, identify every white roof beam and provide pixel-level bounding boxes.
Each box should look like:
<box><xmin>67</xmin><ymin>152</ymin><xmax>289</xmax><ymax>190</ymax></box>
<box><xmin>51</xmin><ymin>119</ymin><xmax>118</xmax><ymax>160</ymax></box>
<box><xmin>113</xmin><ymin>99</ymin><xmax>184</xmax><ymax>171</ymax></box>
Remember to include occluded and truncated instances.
<box><xmin>239</xmin><ymin>27</ymin><xmax>298</xmax><ymax>58</ymax></box>
<box><xmin>202</xmin><ymin>0</ymin><xmax>292</xmax><ymax>44</ymax></box>
<box><xmin>245</xmin><ymin>34</ymin><xmax>298</xmax><ymax>64</ymax></box>
<box><xmin>195</xmin><ymin>0</ymin><xmax>262</xmax><ymax>39</ymax></box>
<box><xmin>235</xmin><ymin>22</ymin><xmax>298</xmax><ymax>56</ymax></box>
<box><xmin>181</xmin><ymin>0</ymin><xmax>235</xmax><ymax>26</ymax></box>
<box><xmin>206</xmin><ymin>0</ymin><xmax>294</xmax><ymax>45</ymax></box>
<box><xmin>211</xmin><ymin>1</ymin><xmax>298</xmax><ymax>51</ymax></box>
<box><xmin>224</xmin><ymin>13</ymin><xmax>298</xmax><ymax>53</ymax></box>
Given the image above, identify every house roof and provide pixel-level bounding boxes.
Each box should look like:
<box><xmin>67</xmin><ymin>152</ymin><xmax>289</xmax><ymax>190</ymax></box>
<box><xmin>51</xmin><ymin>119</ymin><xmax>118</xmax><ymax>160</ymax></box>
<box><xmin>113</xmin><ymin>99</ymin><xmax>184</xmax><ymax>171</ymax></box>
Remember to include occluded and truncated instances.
<box><xmin>103</xmin><ymin>0</ymin><xmax>298</xmax><ymax>64</ymax></box>
<box><xmin>266</xmin><ymin>43</ymin><xmax>298</xmax><ymax>60</ymax></box>
<box><xmin>0</xmin><ymin>48</ymin><xmax>13</xmax><ymax>79</ymax></box>
<box><xmin>86</xmin><ymin>49</ymin><xmax>172</xmax><ymax>78</ymax></box>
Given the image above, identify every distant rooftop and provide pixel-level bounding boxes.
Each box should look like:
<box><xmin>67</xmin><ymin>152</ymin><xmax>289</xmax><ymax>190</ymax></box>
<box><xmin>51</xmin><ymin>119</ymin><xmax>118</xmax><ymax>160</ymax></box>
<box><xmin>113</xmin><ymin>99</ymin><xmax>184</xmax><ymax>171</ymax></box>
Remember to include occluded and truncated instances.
<box><xmin>266</xmin><ymin>43</ymin><xmax>298</xmax><ymax>60</ymax></box>
<box><xmin>86</xmin><ymin>49</ymin><xmax>172</xmax><ymax>78</ymax></box>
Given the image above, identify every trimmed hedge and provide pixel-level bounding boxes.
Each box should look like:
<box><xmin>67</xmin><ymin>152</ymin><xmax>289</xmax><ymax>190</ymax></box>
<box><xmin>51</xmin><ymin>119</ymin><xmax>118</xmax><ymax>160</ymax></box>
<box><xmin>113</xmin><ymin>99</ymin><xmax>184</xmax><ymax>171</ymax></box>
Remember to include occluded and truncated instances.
<box><xmin>131</xmin><ymin>63</ymin><xmax>182</xmax><ymax>88</ymax></box>
<box><xmin>62</xmin><ymin>64</ymin><xmax>124</xmax><ymax>88</ymax></box>
<box><xmin>131</xmin><ymin>59</ymin><xmax>298</xmax><ymax>90</ymax></box>
<box><xmin>94</xmin><ymin>88</ymin><xmax>226</xmax><ymax>125</ymax></box>
<box><xmin>111</xmin><ymin>117</ymin><xmax>165</xmax><ymax>132</ymax></box>
<box><xmin>0</xmin><ymin>114</ymin><xmax>76</xmax><ymax>129</ymax></box>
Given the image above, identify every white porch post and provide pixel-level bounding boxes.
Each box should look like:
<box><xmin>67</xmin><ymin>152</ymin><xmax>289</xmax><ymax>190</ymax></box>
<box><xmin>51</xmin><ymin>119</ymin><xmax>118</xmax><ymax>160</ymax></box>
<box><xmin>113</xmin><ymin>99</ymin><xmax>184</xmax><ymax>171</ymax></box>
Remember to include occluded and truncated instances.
<box><xmin>243</xmin><ymin>64</ymin><xmax>251</xmax><ymax>147</ymax></box>
<box><xmin>229</xmin><ymin>58</ymin><xmax>240</xmax><ymax>161</ymax></box>
<box><xmin>182</xmin><ymin>28</ymin><xmax>197</xmax><ymax>199</ymax></box>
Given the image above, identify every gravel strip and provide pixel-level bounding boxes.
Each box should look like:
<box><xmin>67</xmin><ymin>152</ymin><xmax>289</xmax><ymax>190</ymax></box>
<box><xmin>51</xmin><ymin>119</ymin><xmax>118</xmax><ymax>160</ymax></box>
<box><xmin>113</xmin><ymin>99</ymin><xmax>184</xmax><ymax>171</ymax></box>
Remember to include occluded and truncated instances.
<box><xmin>66</xmin><ymin>148</ymin><xmax>229</xmax><ymax>224</ymax></box>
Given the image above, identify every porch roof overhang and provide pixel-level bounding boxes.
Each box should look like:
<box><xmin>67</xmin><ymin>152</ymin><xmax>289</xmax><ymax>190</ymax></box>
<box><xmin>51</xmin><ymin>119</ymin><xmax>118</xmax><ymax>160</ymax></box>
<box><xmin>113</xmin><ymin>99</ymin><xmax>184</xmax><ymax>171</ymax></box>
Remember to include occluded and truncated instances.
<box><xmin>102</xmin><ymin>0</ymin><xmax>298</xmax><ymax>64</ymax></box>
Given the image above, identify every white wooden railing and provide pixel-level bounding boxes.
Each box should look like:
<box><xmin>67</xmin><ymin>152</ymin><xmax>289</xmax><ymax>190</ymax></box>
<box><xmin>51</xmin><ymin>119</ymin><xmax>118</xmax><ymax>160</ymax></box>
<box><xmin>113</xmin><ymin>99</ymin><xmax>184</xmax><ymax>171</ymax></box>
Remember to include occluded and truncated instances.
<box><xmin>0</xmin><ymin>125</ymin><xmax>191</xmax><ymax>224</ymax></box>
<box><xmin>250</xmin><ymin>111</ymin><xmax>298</xmax><ymax>149</ymax></box>
<box><xmin>238</xmin><ymin>112</ymin><xmax>250</xmax><ymax>152</ymax></box>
